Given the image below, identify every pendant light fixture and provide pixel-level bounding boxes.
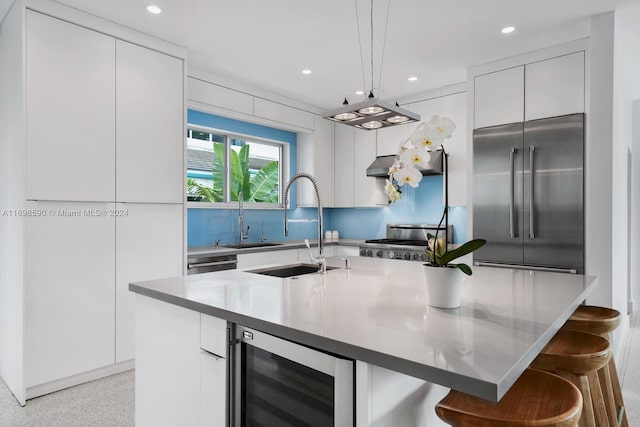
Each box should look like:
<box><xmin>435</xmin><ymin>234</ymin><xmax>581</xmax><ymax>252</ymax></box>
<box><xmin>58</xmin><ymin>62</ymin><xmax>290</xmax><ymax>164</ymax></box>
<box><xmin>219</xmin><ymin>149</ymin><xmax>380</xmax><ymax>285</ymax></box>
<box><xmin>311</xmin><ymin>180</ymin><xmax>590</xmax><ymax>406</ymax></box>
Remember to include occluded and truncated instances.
<box><xmin>323</xmin><ymin>0</ymin><xmax>419</xmax><ymax>130</ymax></box>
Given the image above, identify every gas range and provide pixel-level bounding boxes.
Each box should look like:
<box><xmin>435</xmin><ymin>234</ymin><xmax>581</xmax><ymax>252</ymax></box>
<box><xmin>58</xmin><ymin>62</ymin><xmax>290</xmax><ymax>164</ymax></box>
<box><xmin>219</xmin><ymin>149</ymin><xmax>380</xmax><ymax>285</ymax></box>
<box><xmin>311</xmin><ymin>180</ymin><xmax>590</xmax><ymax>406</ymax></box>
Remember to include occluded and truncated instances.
<box><xmin>359</xmin><ymin>224</ymin><xmax>453</xmax><ymax>262</ymax></box>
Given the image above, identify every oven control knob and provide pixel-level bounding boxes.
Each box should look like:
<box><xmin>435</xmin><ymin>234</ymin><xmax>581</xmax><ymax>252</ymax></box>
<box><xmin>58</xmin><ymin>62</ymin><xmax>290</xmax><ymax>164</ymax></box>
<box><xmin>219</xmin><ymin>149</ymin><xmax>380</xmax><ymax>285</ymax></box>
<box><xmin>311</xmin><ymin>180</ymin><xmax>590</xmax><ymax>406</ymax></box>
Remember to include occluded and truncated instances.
<box><xmin>404</xmin><ymin>253</ymin><xmax>410</xmax><ymax>260</ymax></box>
<box><xmin>366</xmin><ymin>249</ymin><xmax>373</xmax><ymax>257</ymax></box>
<box><xmin>412</xmin><ymin>253</ymin><xmax>419</xmax><ymax>260</ymax></box>
<box><xmin>360</xmin><ymin>248</ymin><xmax>367</xmax><ymax>256</ymax></box>
<box><xmin>376</xmin><ymin>250</ymin><xmax>383</xmax><ymax>258</ymax></box>
<box><xmin>420</xmin><ymin>253</ymin><xmax>427</xmax><ymax>261</ymax></box>
<box><xmin>387</xmin><ymin>251</ymin><xmax>395</xmax><ymax>259</ymax></box>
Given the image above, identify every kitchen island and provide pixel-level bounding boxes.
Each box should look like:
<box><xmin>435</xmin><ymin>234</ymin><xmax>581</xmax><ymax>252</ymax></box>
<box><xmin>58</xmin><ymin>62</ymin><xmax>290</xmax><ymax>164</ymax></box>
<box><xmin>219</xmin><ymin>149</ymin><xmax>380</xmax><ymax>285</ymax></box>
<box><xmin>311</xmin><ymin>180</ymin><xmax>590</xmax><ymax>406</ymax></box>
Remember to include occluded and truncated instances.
<box><xmin>130</xmin><ymin>256</ymin><xmax>596</xmax><ymax>426</ymax></box>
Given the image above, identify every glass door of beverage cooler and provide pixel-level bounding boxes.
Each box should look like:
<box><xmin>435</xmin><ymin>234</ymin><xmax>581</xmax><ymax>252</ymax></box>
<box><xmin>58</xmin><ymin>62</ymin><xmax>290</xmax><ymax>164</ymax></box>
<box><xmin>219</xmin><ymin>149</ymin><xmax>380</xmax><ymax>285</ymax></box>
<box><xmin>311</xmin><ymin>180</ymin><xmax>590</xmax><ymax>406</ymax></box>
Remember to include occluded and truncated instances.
<box><xmin>234</xmin><ymin>326</ymin><xmax>353</xmax><ymax>427</ymax></box>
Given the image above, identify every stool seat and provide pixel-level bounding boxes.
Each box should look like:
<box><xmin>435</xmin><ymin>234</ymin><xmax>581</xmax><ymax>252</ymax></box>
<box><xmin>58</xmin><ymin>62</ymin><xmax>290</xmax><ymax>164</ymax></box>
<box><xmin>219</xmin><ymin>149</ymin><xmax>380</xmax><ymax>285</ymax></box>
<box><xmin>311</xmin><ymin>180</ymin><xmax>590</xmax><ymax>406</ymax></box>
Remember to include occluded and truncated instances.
<box><xmin>532</xmin><ymin>330</ymin><xmax>611</xmax><ymax>374</ymax></box>
<box><xmin>436</xmin><ymin>368</ymin><xmax>582</xmax><ymax>427</ymax></box>
<box><xmin>564</xmin><ymin>305</ymin><xmax>621</xmax><ymax>335</ymax></box>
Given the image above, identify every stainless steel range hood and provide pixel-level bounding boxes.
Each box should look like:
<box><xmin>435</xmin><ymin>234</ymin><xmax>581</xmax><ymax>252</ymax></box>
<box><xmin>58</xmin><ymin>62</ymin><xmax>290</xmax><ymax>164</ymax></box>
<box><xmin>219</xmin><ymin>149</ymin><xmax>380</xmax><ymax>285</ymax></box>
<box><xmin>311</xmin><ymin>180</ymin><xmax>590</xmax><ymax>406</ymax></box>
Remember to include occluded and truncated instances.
<box><xmin>366</xmin><ymin>150</ymin><xmax>443</xmax><ymax>177</ymax></box>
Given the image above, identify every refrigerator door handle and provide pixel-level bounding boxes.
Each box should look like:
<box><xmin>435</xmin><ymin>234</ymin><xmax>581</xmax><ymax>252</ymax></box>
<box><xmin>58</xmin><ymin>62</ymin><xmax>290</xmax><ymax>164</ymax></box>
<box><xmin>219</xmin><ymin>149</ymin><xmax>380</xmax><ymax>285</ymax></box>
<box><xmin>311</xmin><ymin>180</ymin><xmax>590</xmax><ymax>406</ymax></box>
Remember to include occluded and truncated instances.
<box><xmin>509</xmin><ymin>148</ymin><xmax>518</xmax><ymax>238</ymax></box>
<box><xmin>529</xmin><ymin>146</ymin><xmax>535</xmax><ymax>239</ymax></box>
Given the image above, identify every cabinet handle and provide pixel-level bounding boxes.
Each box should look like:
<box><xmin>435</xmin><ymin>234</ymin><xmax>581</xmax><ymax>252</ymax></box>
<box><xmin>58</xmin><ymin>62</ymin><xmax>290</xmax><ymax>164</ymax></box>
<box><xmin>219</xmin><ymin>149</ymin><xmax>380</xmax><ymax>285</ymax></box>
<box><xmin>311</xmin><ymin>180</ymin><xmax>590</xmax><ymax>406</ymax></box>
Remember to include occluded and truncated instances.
<box><xmin>529</xmin><ymin>146</ymin><xmax>535</xmax><ymax>239</ymax></box>
<box><xmin>200</xmin><ymin>348</ymin><xmax>224</xmax><ymax>360</ymax></box>
<box><xmin>187</xmin><ymin>260</ymin><xmax>237</xmax><ymax>269</ymax></box>
<box><xmin>509</xmin><ymin>148</ymin><xmax>518</xmax><ymax>238</ymax></box>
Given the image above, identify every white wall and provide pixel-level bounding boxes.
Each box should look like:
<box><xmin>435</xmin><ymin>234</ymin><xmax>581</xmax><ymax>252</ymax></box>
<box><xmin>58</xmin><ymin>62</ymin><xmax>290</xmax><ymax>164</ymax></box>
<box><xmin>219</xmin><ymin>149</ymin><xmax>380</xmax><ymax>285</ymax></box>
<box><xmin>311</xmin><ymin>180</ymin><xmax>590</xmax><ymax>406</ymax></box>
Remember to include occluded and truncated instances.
<box><xmin>613</xmin><ymin>2</ymin><xmax>640</xmax><ymax>314</ymax></box>
<box><xmin>0</xmin><ymin>0</ymin><xmax>26</xmax><ymax>405</ymax></box>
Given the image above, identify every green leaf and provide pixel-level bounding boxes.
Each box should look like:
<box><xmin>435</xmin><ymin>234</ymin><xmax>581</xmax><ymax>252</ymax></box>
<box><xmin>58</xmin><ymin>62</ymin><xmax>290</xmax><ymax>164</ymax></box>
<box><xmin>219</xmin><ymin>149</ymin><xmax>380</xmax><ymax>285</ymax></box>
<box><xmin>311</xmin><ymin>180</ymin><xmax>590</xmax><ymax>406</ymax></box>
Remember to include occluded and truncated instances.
<box><xmin>211</xmin><ymin>143</ymin><xmax>225</xmax><ymax>201</ymax></box>
<box><xmin>438</xmin><ymin>239</ymin><xmax>487</xmax><ymax>266</ymax></box>
<box><xmin>452</xmin><ymin>263</ymin><xmax>473</xmax><ymax>275</ymax></box>
<box><xmin>250</xmin><ymin>160</ymin><xmax>279</xmax><ymax>202</ymax></box>
<box><xmin>187</xmin><ymin>178</ymin><xmax>221</xmax><ymax>202</ymax></box>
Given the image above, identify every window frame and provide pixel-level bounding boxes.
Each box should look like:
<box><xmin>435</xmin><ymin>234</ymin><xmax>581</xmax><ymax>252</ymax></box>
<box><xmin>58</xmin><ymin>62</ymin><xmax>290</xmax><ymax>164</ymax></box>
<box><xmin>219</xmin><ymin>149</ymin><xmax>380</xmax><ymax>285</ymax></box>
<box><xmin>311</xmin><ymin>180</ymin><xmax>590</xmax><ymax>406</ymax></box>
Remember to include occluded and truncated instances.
<box><xmin>186</xmin><ymin>124</ymin><xmax>289</xmax><ymax>209</ymax></box>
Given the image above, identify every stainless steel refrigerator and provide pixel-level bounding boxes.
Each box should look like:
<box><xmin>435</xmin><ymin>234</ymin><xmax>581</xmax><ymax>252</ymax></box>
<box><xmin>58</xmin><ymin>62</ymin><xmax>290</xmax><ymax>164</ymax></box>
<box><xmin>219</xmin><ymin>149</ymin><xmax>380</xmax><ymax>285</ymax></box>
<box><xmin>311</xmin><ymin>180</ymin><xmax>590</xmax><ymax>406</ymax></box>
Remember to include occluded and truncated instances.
<box><xmin>472</xmin><ymin>113</ymin><xmax>584</xmax><ymax>273</ymax></box>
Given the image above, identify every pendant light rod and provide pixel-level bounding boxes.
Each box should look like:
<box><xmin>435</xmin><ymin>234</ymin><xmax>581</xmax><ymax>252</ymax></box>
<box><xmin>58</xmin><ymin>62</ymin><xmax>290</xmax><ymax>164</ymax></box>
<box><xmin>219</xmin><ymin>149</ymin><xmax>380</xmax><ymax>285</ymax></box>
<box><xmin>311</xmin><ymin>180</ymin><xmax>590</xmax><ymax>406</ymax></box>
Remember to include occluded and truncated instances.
<box><xmin>354</xmin><ymin>0</ymin><xmax>367</xmax><ymax>95</ymax></box>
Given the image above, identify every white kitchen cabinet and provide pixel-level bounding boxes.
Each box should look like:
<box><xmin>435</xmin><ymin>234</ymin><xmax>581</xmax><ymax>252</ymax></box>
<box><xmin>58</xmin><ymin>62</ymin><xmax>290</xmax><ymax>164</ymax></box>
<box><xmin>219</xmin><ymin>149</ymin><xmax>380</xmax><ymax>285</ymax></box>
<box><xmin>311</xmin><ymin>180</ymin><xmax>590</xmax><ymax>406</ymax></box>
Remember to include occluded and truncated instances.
<box><xmin>439</xmin><ymin>92</ymin><xmax>468</xmax><ymax>206</ymax></box>
<box><xmin>25</xmin><ymin>201</ymin><xmax>115</xmax><ymax>388</ymax></box>
<box><xmin>188</xmin><ymin>76</ymin><xmax>254</xmax><ymax>115</ymax></box>
<box><xmin>376</xmin><ymin>122</ymin><xmax>409</xmax><ymax>156</ymax></box>
<box><xmin>25</xmin><ymin>11</ymin><xmax>115</xmax><ymax>202</ymax></box>
<box><xmin>525</xmin><ymin>51</ymin><xmax>585</xmax><ymax>120</ymax></box>
<box><xmin>474</xmin><ymin>66</ymin><xmax>524</xmax><ymax>128</ymax></box>
<box><xmin>116</xmin><ymin>40</ymin><xmax>184</xmax><ymax>203</ymax></box>
<box><xmin>333</xmin><ymin>124</ymin><xmax>355</xmax><ymax>207</ymax></box>
<box><xmin>254</xmin><ymin>98</ymin><xmax>315</xmax><ymax>130</ymax></box>
<box><xmin>354</xmin><ymin>129</ymin><xmax>387</xmax><ymax>207</ymax></box>
<box><xmin>200</xmin><ymin>314</ymin><xmax>227</xmax><ymax>427</ymax></box>
<box><xmin>135</xmin><ymin>295</ymin><xmax>201</xmax><ymax>427</ymax></box>
<box><xmin>237</xmin><ymin>248</ymin><xmax>299</xmax><ymax>269</ymax></box>
<box><xmin>297</xmin><ymin>115</ymin><xmax>334</xmax><ymax>207</ymax></box>
<box><xmin>115</xmin><ymin>203</ymin><xmax>183</xmax><ymax>363</ymax></box>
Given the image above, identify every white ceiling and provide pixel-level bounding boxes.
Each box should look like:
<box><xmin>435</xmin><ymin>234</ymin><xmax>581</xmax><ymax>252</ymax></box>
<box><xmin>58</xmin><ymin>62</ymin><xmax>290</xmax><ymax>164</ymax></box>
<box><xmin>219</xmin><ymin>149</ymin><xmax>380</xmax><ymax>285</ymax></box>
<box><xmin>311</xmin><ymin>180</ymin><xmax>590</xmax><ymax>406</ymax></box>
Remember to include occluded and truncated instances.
<box><xmin>4</xmin><ymin>0</ymin><xmax>633</xmax><ymax>109</ymax></box>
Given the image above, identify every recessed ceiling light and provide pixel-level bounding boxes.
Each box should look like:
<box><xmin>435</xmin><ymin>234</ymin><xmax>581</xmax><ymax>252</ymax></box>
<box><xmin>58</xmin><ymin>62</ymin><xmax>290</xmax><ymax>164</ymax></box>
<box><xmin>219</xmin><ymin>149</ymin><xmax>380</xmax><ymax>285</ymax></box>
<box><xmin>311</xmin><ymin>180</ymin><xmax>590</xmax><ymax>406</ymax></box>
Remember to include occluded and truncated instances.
<box><xmin>355</xmin><ymin>90</ymin><xmax>365</xmax><ymax>95</ymax></box>
<box><xmin>301</xmin><ymin>69</ymin><xmax>312</xmax><ymax>75</ymax></box>
<box><xmin>146</xmin><ymin>4</ymin><xmax>162</xmax><ymax>14</ymax></box>
<box><xmin>408</xmin><ymin>76</ymin><xmax>418</xmax><ymax>82</ymax></box>
<box><xmin>501</xmin><ymin>26</ymin><xmax>516</xmax><ymax>34</ymax></box>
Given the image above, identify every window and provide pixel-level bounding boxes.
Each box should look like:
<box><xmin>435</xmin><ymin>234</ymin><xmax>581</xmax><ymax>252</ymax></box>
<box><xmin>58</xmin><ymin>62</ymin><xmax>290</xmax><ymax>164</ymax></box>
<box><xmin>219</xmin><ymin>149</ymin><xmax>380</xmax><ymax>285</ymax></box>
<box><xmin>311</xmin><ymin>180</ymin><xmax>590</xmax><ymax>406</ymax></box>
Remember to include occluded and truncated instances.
<box><xmin>187</xmin><ymin>127</ymin><xmax>284</xmax><ymax>206</ymax></box>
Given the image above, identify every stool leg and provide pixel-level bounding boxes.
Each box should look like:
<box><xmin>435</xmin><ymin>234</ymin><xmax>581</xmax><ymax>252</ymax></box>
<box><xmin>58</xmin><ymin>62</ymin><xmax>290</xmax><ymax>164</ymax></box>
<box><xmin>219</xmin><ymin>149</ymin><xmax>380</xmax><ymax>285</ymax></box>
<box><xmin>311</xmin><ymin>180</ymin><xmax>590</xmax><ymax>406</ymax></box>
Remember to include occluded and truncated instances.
<box><xmin>587</xmin><ymin>370</ymin><xmax>611</xmax><ymax>427</ymax></box>
<box><xmin>560</xmin><ymin>372</ymin><xmax>596</xmax><ymax>427</ymax></box>
<box><xmin>607</xmin><ymin>357</ymin><xmax>628</xmax><ymax>427</ymax></box>
<box><xmin>599</xmin><ymin>366</ymin><xmax>618</xmax><ymax>426</ymax></box>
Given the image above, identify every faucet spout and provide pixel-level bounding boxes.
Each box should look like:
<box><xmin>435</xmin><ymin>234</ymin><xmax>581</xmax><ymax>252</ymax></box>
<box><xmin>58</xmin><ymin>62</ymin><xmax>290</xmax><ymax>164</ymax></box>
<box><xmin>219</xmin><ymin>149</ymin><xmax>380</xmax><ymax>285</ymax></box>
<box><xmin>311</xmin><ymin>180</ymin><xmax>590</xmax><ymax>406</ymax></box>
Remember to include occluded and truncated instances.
<box><xmin>238</xmin><ymin>191</ymin><xmax>249</xmax><ymax>244</ymax></box>
<box><xmin>283</xmin><ymin>173</ymin><xmax>325</xmax><ymax>273</ymax></box>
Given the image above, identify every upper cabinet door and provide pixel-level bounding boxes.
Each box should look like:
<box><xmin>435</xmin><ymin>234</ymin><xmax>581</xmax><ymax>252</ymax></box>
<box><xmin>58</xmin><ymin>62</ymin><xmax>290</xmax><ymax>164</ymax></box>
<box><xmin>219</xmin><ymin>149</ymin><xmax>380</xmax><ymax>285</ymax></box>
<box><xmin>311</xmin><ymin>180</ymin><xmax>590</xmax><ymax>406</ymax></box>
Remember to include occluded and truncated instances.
<box><xmin>376</xmin><ymin>123</ymin><xmax>409</xmax><ymax>157</ymax></box>
<box><xmin>333</xmin><ymin>124</ymin><xmax>355</xmax><ymax>208</ymax></box>
<box><xmin>354</xmin><ymin>129</ymin><xmax>387</xmax><ymax>207</ymax></box>
<box><xmin>474</xmin><ymin>66</ymin><xmax>524</xmax><ymax>128</ymax></box>
<box><xmin>116</xmin><ymin>40</ymin><xmax>184</xmax><ymax>203</ymax></box>
<box><xmin>26</xmin><ymin>11</ymin><xmax>115</xmax><ymax>201</ymax></box>
<box><xmin>524</xmin><ymin>52</ymin><xmax>585</xmax><ymax>121</ymax></box>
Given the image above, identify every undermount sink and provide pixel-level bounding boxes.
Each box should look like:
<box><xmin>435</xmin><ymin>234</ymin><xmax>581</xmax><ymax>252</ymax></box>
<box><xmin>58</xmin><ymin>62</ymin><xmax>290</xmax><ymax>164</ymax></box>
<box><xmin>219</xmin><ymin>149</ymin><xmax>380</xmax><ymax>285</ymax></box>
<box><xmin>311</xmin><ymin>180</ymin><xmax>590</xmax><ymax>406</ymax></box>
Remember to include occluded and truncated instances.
<box><xmin>248</xmin><ymin>263</ymin><xmax>340</xmax><ymax>278</ymax></box>
<box><xmin>223</xmin><ymin>242</ymin><xmax>283</xmax><ymax>249</ymax></box>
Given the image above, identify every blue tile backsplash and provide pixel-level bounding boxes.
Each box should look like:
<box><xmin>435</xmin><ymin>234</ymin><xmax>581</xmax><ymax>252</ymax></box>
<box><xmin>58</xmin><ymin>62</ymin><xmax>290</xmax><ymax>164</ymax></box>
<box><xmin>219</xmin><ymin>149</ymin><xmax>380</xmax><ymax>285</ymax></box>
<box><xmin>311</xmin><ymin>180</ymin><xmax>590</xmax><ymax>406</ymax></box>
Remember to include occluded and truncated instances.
<box><xmin>186</xmin><ymin>110</ymin><xmax>467</xmax><ymax>247</ymax></box>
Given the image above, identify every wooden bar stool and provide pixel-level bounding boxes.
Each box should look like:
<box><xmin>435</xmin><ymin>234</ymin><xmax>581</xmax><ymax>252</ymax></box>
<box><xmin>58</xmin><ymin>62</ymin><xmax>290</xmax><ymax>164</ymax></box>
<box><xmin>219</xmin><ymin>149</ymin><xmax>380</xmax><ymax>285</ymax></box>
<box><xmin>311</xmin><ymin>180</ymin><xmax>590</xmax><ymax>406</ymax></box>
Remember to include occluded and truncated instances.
<box><xmin>531</xmin><ymin>329</ymin><xmax>611</xmax><ymax>427</ymax></box>
<box><xmin>563</xmin><ymin>305</ymin><xmax>628</xmax><ymax>427</ymax></box>
<box><xmin>435</xmin><ymin>368</ymin><xmax>582</xmax><ymax>427</ymax></box>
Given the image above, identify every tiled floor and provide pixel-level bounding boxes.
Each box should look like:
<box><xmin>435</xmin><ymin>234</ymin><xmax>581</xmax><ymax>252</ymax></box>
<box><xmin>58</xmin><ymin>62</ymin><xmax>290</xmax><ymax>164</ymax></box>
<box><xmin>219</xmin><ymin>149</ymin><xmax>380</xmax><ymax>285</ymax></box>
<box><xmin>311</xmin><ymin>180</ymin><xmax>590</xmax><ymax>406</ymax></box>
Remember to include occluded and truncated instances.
<box><xmin>0</xmin><ymin>371</ymin><xmax>134</xmax><ymax>427</ymax></box>
<box><xmin>1</xmin><ymin>311</ymin><xmax>639</xmax><ymax>426</ymax></box>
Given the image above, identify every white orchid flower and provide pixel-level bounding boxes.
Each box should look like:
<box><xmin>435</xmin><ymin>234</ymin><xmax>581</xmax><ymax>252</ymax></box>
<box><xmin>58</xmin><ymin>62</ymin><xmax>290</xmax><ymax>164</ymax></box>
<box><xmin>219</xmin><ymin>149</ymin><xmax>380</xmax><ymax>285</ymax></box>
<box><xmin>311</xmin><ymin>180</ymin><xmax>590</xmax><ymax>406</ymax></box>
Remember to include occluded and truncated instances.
<box><xmin>409</xmin><ymin>123</ymin><xmax>428</xmax><ymax>147</ymax></box>
<box><xmin>426</xmin><ymin>115</ymin><xmax>456</xmax><ymax>144</ymax></box>
<box><xmin>384</xmin><ymin>179</ymin><xmax>402</xmax><ymax>202</ymax></box>
<box><xmin>396</xmin><ymin>136</ymin><xmax>414</xmax><ymax>153</ymax></box>
<box><xmin>393</xmin><ymin>166</ymin><xmax>423</xmax><ymax>188</ymax></box>
<box><xmin>388</xmin><ymin>159</ymin><xmax>401</xmax><ymax>175</ymax></box>
<box><xmin>400</xmin><ymin>148</ymin><xmax>431</xmax><ymax>169</ymax></box>
<box><xmin>409</xmin><ymin>122</ymin><xmax>443</xmax><ymax>149</ymax></box>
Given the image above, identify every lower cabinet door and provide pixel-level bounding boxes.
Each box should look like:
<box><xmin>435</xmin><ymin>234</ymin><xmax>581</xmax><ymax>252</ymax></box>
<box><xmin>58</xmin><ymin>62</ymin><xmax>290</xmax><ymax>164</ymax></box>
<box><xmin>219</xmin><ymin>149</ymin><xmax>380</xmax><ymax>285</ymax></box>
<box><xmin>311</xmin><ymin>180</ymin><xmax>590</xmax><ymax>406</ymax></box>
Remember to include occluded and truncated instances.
<box><xmin>25</xmin><ymin>201</ymin><xmax>115</xmax><ymax>387</ymax></box>
<box><xmin>200</xmin><ymin>350</ymin><xmax>227</xmax><ymax>427</ymax></box>
<box><xmin>115</xmin><ymin>203</ymin><xmax>183</xmax><ymax>363</ymax></box>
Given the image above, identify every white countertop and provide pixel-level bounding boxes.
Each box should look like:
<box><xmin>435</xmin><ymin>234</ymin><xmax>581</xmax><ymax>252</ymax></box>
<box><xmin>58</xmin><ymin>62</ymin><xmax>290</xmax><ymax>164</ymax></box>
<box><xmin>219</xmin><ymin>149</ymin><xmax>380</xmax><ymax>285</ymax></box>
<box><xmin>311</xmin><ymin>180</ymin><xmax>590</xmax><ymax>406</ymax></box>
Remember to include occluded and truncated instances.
<box><xmin>130</xmin><ymin>256</ymin><xmax>596</xmax><ymax>401</ymax></box>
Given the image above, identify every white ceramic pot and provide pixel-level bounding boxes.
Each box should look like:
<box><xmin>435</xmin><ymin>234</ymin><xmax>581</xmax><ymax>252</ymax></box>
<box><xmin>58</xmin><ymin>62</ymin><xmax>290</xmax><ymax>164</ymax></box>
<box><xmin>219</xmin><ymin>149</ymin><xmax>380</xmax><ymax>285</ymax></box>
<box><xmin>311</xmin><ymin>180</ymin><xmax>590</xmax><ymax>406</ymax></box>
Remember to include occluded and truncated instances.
<box><xmin>424</xmin><ymin>265</ymin><xmax>464</xmax><ymax>308</ymax></box>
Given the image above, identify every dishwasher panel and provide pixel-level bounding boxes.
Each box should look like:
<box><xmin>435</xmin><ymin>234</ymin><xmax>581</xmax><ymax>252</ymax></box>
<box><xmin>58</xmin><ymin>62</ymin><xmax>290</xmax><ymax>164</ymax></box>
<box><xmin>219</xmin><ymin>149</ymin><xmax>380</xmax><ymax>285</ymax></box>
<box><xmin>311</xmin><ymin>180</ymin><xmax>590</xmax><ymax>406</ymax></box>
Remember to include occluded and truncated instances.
<box><xmin>187</xmin><ymin>253</ymin><xmax>237</xmax><ymax>275</ymax></box>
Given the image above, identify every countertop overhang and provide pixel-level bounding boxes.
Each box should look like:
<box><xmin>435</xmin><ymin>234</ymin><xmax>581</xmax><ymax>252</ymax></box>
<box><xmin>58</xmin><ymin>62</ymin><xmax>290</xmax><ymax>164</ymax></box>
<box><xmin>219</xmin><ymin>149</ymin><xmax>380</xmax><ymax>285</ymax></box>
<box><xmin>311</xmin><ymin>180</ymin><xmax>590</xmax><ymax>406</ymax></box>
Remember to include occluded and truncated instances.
<box><xmin>130</xmin><ymin>257</ymin><xmax>596</xmax><ymax>402</ymax></box>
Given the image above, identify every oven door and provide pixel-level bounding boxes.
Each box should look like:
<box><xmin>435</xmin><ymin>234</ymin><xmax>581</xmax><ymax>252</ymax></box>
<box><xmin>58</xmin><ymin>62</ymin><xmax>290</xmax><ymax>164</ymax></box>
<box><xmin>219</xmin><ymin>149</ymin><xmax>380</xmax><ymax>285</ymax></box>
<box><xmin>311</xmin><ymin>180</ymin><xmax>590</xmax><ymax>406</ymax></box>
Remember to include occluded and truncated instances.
<box><xmin>233</xmin><ymin>326</ymin><xmax>353</xmax><ymax>427</ymax></box>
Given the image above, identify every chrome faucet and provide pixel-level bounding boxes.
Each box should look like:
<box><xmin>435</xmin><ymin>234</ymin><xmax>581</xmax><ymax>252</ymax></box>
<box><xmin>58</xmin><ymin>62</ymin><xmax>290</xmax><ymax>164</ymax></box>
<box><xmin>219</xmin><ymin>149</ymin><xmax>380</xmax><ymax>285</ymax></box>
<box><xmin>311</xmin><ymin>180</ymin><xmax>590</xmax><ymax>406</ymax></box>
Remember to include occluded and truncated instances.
<box><xmin>238</xmin><ymin>191</ymin><xmax>249</xmax><ymax>244</ymax></box>
<box><xmin>283</xmin><ymin>173</ymin><xmax>325</xmax><ymax>273</ymax></box>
